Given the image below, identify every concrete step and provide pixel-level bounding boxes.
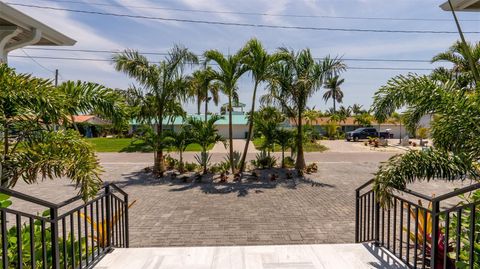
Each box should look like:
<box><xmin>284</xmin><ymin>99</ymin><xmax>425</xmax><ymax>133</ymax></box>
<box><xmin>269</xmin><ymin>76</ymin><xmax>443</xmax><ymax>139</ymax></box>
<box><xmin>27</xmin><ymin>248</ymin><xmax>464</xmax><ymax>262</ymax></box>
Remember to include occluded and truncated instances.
<box><xmin>95</xmin><ymin>243</ymin><xmax>407</xmax><ymax>269</ymax></box>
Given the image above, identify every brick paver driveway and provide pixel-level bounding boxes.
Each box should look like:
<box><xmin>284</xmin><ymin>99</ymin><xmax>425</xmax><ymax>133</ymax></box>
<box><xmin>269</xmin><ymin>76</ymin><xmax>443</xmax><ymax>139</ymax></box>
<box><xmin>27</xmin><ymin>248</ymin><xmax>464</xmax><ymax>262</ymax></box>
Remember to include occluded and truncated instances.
<box><xmin>11</xmin><ymin>151</ymin><xmax>466</xmax><ymax>247</ymax></box>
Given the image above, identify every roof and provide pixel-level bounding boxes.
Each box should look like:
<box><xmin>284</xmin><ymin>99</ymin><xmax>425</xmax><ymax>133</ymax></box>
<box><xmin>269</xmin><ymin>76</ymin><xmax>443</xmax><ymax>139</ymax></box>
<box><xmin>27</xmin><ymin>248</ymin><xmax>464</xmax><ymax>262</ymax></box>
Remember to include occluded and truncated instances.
<box><xmin>72</xmin><ymin>115</ymin><xmax>110</xmax><ymax>124</ymax></box>
<box><xmin>291</xmin><ymin>117</ymin><xmax>400</xmax><ymax>126</ymax></box>
<box><xmin>131</xmin><ymin>114</ymin><xmax>249</xmax><ymax>126</ymax></box>
<box><xmin>440</xmin><ymin>0</ymin><xmax>480</xmax><ymax>11</ymax></box>
<box><xmin>0</xmin><ymin>2</ymin><xmax>76</xmax><ymax>49</ymax></box>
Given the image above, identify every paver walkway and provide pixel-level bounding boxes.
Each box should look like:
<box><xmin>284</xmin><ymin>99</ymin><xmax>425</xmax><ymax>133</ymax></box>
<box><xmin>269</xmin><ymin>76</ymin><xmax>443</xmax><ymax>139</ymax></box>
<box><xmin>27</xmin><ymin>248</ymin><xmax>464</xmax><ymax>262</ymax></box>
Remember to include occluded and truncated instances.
<box><xmin>11</xmin><ymin>151</ymin><xmax>467</xmax><ymax>248</ymax></box>
<box><xmin>95</xmin><ymin>243</ymin><xmax>407</xmax><ymax>269</ymax></box>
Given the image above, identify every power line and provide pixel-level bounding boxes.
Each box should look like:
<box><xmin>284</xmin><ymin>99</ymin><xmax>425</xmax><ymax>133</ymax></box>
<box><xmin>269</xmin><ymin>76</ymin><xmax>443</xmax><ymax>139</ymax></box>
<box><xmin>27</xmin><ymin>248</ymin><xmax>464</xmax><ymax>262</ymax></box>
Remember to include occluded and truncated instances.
<box><xmin>20</xmin><ymin>49</ymin><xmax>55</xmax><ymax>74</ymax></box>
<box><xmin>23</xmin><ymin>0</ymin><xmax>480</xmax><ymax>22</ymax></box>
<box><xmin>23</xmin><ymin>47</ymin><xmax>438</xmax><ymax>63</ymax></box>
<box><xmin>8</xmin><ymin>55</ymin><xmax>434</xmax><ymax>71</ymax></box>
<box><xmin>7</xmin><ymin>3</ymin><xmax>480</xmax><ymax>35</ymax></box>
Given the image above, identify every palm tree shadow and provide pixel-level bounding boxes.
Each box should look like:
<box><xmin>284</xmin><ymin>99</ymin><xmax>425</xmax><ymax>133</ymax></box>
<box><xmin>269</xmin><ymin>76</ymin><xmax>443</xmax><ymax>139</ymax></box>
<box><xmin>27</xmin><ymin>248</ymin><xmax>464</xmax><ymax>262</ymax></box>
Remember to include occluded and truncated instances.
<box><xmin>111</xmin><ymin>168</ymin><xmax>336</xmax><ymax>197</ymax></box>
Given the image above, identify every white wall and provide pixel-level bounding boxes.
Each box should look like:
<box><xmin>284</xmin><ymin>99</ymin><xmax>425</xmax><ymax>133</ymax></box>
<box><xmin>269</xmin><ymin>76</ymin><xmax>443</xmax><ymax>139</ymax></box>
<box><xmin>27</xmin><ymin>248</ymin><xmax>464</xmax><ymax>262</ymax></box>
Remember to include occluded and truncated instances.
<box><xmin>216</xmin><ymin>125</ymin><xmax>249</xmax><ymax>139</ymax></box>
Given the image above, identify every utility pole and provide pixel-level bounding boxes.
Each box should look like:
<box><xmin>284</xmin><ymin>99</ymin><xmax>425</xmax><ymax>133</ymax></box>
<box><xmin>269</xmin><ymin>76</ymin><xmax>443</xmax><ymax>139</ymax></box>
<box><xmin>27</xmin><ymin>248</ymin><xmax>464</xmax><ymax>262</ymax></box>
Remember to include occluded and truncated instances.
<box><xmin>54</xmin><ymin>69</ymin><xmax>58</xmax><ymax>87</ymax></box>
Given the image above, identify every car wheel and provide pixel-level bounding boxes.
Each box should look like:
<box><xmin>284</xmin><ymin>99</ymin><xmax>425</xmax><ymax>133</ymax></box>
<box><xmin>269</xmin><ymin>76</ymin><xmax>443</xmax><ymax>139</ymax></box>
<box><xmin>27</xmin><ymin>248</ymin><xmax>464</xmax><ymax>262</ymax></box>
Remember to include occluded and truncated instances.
<box><xmin>353</xmin><ymin>137</ymin><xmax>359</xmax><ymax>142</ymax></box>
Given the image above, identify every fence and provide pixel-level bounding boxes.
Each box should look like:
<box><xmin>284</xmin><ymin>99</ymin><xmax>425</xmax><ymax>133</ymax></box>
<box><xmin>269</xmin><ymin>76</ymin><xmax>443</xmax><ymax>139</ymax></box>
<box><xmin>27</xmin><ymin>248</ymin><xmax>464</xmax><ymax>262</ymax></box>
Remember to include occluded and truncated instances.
<box><xmin>0</xmin><ymin>183</ymin><xmax>129</xmax><ymax>269</ymax></box>
<box><xmin>355</xmin><ymin>179</ymin><xmax>480</xmax><ymax>269</ymax></box>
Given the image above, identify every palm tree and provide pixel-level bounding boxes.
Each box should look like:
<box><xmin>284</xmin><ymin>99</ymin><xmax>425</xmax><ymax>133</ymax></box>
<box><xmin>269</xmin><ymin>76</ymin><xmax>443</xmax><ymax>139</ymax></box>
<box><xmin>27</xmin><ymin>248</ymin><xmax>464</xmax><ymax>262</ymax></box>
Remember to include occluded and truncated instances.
<box><xmin>253</xmin><ymin>107</ymin><xmax>284</xmax><ymax>156</ymax></box>
<box><xmin>303</xmin><ymin>108</ymin><xmax>322</xmax><ymax>125</ymax></box>
<box><xmin>372</xmin><ymin>73</ymin><xmax>480</xmax><ymax>206</ymax></box>
<box><xmin>0</xmin><ymin>64</ymin><xmax>103</xmax><ymax>200</ymax></box>
<box><xmin>113</xmin><ymin>45</ymin><xmax>198</xmax><ymax>174</ymax></box>
<box><xmin>338</xmin><ymin>105</ymin><xmax>352</xmax><ymax>118</ymax></box>
<box><xmin>274</xmin><ymin>129</ymin><xmax>295</xmax><ymax>167</ymax></box>
<box><xmin>165</xmin><ymin>127</ymin><xmax>193</xmax><ymax>173</ymax></box>
<box><xmin>432</xmin><ymin>41</ymin><xmax>480</xmax><ymax>77</ymax></box>
<box><xmin>189</xmin><ymin>67</ymin><xmax>221</xmax><ymax>122</ymax></box>
<box><xmin>323</xmin><ymin>75</ymin><xmax>345</xmax><ymax>114</ymax></box>
<box><xmin>353</xmin><ymin>112</ymin><xmax>373</xmax><ymax>127</ymax></box>
<box><xmin>187</xmin><ymin>115</ymin><xmax>224</xmax><ymax>174</ymax></box>
<box><xmin>204</xmin><ymin>49</ymin><xmax>248</xmax><ymax>174</ymax></box>
<box><xmin>58</xmin><ymin>80</ymin><xmax>126</xmax><ymax>130</ymax></box>
<box><xmin>238</xmin><ymin>38</ymin><xmax>287</xmax><ymax>173</ymax></box>
<box><xmin>264</xmin><ymin>48</ymin><xmax>345</xmax><ymax>170</ymax></box>
<box><xmin>350</xmin><ymin>104</ymin><xmax>365</xmax><ymax>115</ymax></box>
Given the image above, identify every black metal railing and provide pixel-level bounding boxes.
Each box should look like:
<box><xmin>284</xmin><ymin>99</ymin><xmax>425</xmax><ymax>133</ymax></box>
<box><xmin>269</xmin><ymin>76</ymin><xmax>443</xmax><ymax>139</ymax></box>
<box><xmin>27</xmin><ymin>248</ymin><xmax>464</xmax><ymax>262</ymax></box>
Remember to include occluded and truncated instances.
<box><xmin>355</xmin><ymin>179</ymin><xmax>480</xmax><ymax>269</ymax></box>
<box><xmin>0</xmin><ymin>183</ymin><xmax>129</xmax><ymax>269</ymax></box>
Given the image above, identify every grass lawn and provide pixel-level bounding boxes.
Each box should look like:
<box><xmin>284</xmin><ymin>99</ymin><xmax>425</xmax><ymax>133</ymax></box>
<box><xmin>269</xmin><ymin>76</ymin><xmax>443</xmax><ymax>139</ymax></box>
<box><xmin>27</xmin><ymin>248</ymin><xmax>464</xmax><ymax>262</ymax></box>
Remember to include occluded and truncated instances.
<box><xmin>85</xmin><ymin>138</ymin><xmax>211</xmax><ymax>152</ymax></box>
<box><xmin>252</xmin><ymin>137</ymin><xmax>328</xmax><ymax>152</ymax></box>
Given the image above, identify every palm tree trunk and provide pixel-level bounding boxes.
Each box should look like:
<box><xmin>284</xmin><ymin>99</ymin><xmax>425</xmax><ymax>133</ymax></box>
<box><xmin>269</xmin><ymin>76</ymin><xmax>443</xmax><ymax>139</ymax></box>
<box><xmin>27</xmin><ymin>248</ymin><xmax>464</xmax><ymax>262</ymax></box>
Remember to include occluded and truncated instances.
<box><xmin>281</xmin><ymin>146</ymin><xmax>285</xmax><ymax>168</ymax></box>
<box><xmin>197</xmin><ymin>97</ymin><xmax>201</xmax><ymax>115</ymax></box>
<box><xmin>239</xmin><ymin>80</ymin><xmax>259</xmax><ymax>173</ymax></box>
<box><xmin>333</xmin><ymin>98</ymin><xmax>336</xmax><ymax>114</ymax></box>
<box><xmin>179</xmin><ymin>150</ymin><xmax>184</xmax><ymax>173</ymax></box>
<box><xmin>205</xmin><ymin>91</ymin><xmax>208</xmax><ymax>123</ymax></box>
<box><xmin>228</xmin><ymin>93</ymin><xmax>235</xmax><ymax>174</ymax></box>
<box><xmin>295</xmin><ymin>112</ymin><xmax>306</xmax><ymax>171</ymax></box>
<box><xmin>154</xmin><ymin>111</ymin><xmax>165</xmax><ymax>174</ymax></box>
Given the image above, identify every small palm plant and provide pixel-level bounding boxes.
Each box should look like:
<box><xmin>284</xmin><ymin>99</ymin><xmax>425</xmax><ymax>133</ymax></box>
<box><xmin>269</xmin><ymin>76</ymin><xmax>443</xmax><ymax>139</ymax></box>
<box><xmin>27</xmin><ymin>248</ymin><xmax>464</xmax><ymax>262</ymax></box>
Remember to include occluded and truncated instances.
<box><xmin>274</xmin><ymin>129</ymin><xmax>295</xmax><ymax>168</ymax></box>
<box><xmin>164</xmin><ymin>127</ymin><xmax>193</xmax><ymax>173</ymax></box>
<box><xmin>187</xmin><ymin>115</ymin><xmax>224</xmax><ymax>174</ymax></box>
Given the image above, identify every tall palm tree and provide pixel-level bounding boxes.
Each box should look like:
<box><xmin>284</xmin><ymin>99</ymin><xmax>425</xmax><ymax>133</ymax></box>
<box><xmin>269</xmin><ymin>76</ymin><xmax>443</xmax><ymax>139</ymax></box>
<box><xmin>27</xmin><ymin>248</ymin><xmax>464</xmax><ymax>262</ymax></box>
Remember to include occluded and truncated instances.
<box><xmin>264</xmin><ymin>48</ymin><xmax>345</xmax><ymax>170</ymax></box>
<box><xmin>204</xmin><ymin>49</ymin><xmax>248</xmax><ymax>174</ymax></box>
<box><xmin>189</xmin><ymin>67</ymin><xmax>221</xmax><ymax>122</ymax></box>
<box><xmin>238</xmin><ymin>39</ymin><xmax>287</xmax><ymax>173</ymax></box>
<box><xmin>113</xmin><ymin>45</ymin><xmax>198</xmax><ymax>174</ymax></box>
<box><xmin>323</xmin><ymin>75</ymin><xmax>345</xmax><ymax>114</ymax></box>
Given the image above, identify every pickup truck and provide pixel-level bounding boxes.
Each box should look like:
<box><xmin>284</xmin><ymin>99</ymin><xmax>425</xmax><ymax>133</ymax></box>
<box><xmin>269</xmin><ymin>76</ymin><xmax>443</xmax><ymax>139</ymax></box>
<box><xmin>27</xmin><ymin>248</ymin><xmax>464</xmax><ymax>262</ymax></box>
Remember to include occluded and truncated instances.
<box><xmin>345</xmin><ymin>127</ymin><xmax>390</xmax><ymax>142</ymax></box>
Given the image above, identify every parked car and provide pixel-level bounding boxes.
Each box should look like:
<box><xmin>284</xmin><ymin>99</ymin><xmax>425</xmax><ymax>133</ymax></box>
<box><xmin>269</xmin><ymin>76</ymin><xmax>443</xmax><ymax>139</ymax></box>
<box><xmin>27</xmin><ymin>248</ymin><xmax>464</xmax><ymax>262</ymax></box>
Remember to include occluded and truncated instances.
<box><xmin>345</xmin><ymin>127</ymin><xmax>390</xmax><ymax>142</ymax></box>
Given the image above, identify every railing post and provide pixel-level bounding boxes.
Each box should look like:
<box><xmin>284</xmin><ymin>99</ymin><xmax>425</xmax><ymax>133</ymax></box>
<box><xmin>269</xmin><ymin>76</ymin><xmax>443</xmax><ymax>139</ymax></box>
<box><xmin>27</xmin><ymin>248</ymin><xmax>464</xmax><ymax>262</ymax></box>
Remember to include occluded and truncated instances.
<box><xmin>374</xmin><ymin>192</ymin><xmax>380</xmax><ymax>245</ymax></box>
<box><xmin>355</xmin><ymin>189</ymin><xmax>360</xmax><ymax>243</ymax></box>
<box><xmin>50</xmin><ymin>207</ymin><xmax>60</xmax><ymax>269</ymax></box>
<box><xmin>430</xmin><ymin>199</ymin><xmax>440</xmax><ymax>269</ymax></box>
<box><xmin>124</xmin><ymin>193</ymin><xmax>129</xmax><ymax>248</ymax></box>
<box><xmin>105</xmin><ymin>184</ymin><xmax>111</xmax><ymax>249</ymax></box>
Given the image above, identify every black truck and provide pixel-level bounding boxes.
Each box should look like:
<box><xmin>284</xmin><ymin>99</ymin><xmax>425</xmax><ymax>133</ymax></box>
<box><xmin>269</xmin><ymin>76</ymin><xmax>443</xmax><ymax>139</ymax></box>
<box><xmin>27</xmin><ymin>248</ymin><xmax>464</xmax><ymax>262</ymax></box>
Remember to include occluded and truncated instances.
<box><xmin>345</xmin><ymin>127</ymin><xmax>390</xmax><ymax>142</ymax></box>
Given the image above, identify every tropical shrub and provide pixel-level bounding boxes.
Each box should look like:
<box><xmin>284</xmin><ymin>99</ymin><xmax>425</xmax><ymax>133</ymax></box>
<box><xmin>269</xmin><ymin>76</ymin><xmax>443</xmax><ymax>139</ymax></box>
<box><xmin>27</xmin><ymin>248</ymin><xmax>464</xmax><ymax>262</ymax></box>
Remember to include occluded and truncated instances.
<box><xmin>283</xmin><ymin>157</ymin><xmax>295</xmax><ymax>168</ymax></box>
<box><xmin>194</xmin><ymin>152</ymin><xmax>212</xmax><ymax>174</ymax></box>
<box><xmin>0</xmin><ymin>195</ymin><xmax>90</xmax><ymax>268</ymax></box>
<box><xmin>251</xmin><ymin>151</ymin><xmax>277</xmax><ymax>169</ymax></box>
<box><xmin>184</xmin><ymin>162</ymin><xmax>199</xmax><ymax>172</ymax></box>
<box><xmin>443</xmin><ymin>190</ymin><xmax>480</xmax><ymax>269</ymax></box>
<box><xmin>224</xmin><ymin>151</ymin><xmax>242</xmax><ymax>172</ymax></box>
<box><xmin>403</xmin><ymin>199</ymin><xmax>453</xmax><ymax>268</ymax></box>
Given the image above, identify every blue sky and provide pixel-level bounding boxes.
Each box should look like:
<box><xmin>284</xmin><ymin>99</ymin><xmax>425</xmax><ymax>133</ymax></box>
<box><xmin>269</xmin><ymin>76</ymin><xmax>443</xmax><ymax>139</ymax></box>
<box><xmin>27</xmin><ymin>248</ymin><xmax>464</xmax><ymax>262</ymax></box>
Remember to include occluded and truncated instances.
<box><xmin>6</xmin><ymin>0</ymin><xmax>480</xmax><ymax>114</ymax></box>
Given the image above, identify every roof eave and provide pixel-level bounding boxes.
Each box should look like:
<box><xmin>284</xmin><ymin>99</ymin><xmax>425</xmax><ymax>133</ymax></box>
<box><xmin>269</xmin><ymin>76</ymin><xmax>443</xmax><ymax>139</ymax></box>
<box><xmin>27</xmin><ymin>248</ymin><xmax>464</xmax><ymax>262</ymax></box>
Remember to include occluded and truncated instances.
<box><xmin>440</xmin><ymin>0</ymin><xmax>480</xmax><ymax>11</ymax></box>
<box><xmin>0</xmin><ymin>2</ymin><xmax>76</xmax><ymax>46</ymax></box>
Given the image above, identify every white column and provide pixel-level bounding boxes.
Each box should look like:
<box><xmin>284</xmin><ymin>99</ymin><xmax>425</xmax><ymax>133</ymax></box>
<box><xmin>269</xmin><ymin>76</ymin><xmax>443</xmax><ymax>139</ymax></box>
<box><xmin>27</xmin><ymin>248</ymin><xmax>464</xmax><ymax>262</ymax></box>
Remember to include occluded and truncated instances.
<box><xmin>0</xmin><ymin>26</ymin><xmax>21</xmax><ymax>64</ymax></box>
<box><xmin>0</xmin><ymin>26</ymin><xmax>42</xmax><ymax>64</ymax></box>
